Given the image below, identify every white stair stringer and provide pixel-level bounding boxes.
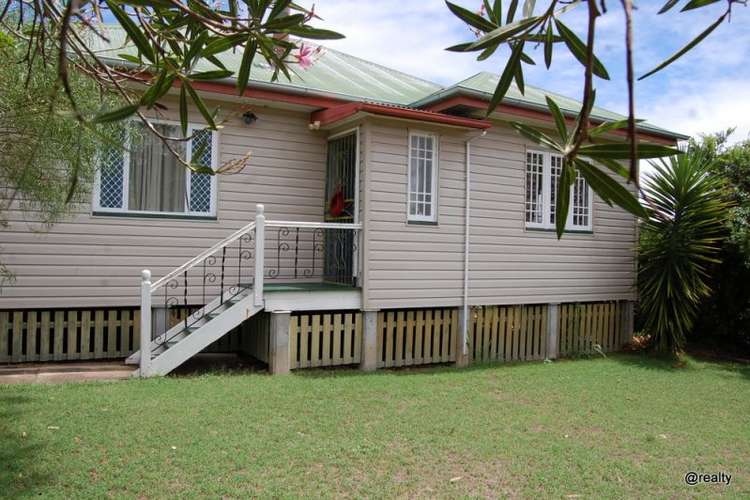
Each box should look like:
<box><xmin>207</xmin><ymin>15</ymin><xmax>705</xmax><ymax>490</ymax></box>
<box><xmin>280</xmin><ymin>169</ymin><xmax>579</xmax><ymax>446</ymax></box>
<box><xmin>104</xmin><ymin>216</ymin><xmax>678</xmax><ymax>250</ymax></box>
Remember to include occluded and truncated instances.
<box><xmin>132</xmin><ymin>291</ymin><xmax>263</xmax><ymax>377</ymax></box>
<box><xmin>125</xmin><ymin>288</ymin><xmax>251</xmax><ymax>366</ymax></box>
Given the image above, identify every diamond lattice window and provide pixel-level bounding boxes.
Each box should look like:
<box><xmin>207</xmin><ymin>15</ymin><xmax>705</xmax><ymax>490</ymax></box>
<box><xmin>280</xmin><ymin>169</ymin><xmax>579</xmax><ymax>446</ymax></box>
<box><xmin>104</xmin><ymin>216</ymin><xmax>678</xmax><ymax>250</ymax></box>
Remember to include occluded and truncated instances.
<box><xmin>94</xmin><ymin>122</ymin><xmax>216</xmax><ymax>216</ymax></box>
<box><xmin>189</xmin><ymin>129</ymin><xmax>213</xmax><ymax>214</ymax></box>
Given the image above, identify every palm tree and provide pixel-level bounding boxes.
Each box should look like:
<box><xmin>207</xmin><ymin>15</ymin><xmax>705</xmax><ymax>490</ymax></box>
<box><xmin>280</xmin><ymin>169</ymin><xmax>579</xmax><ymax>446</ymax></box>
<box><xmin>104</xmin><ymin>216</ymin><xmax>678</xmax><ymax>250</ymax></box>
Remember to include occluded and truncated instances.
<box><xmin>638</xmin><ymin>152</ymin><xmax>731</xmax><ymax>353</ymax></box>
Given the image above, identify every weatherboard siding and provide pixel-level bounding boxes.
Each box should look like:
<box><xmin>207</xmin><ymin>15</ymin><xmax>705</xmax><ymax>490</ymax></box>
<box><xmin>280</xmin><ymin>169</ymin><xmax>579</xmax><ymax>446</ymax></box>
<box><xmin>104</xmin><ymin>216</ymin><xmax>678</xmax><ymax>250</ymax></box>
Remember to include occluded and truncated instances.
<box><xmin>364</xmin><ymin>120</ymin><xmax>467</xmax><ymax>309</ymax></box>
<box><xmin>1</xmin><ymin>106</ymin><xmax>637</xmax><ymax>311</ymax></box>
<box><xmin>0</xmin><ymin>103</ymin><xmax>328</xmax><ymax>309</ymax></box>
<box><xmin>363</xmin><ymin>121</ymin><xmax>637</xmax><ymax>310</ymax></box>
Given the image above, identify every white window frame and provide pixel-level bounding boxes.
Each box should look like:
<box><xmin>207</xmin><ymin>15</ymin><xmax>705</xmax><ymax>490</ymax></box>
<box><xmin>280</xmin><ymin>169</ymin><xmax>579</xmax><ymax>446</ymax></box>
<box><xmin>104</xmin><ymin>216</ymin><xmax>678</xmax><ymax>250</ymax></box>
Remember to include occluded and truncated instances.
<box><xmin>407</xmin><ymin>130</ymin><xmax>439</xmax><ymax>223</ymax></box>
<box><xmin>92</xmin><ymin>119</ymin><xmax>219</xmax><ymax>217</ymax></box>
<box><xmin>525</xmin><ymin>149</ymin><xmax>593</xmax><ymax>232</ymax></box>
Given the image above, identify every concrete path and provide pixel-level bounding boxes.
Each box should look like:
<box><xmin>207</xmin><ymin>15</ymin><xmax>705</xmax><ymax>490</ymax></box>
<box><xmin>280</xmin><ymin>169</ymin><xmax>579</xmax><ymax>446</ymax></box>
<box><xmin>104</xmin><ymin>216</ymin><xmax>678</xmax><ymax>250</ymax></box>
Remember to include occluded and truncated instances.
<box><xmin>0</xmin><ymin>362</ymin><xmax>135</xmax><ymax>385</ymax></box>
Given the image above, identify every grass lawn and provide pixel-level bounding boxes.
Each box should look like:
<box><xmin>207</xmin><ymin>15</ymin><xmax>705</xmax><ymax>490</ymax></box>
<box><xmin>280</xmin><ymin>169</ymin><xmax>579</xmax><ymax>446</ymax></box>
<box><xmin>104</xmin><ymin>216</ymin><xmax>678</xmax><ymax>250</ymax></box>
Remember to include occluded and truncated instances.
<box><xmin>2</xmin><ymin>354</ymin><xmax>749</xmax><ymax>498</ymax></box>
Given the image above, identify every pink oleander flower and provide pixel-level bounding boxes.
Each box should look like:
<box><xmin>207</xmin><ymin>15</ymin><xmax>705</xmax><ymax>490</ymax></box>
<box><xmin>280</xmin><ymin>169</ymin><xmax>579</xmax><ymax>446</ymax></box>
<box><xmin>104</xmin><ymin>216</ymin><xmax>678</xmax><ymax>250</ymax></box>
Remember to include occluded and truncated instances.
<box><xmin>470</xmin><ymin>3</ymin><xmax>487</xmax><ymax>38</ymax></box>
<box><xmin>294</xmin><ymin>43</ymin><xmax>324</xmax><ymax>70</ymax></box>
<box><xmin>303</xmin><ymin>3</ymin><xmax>317</xmax><ymax>22</ymax></box>
<box><xmin>295</xmin><ymin>44</ymin><xmax>314</xmax><ymax>69</ymax></box>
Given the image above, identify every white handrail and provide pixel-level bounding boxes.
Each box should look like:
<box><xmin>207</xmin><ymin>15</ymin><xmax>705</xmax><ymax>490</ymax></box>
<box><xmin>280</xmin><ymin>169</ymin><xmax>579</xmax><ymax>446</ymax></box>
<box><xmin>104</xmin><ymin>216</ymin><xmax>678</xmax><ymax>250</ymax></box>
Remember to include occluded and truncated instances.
<box><xmin>266</xmin><ymin>221</ymin><xmax>363</xmax><ymax>230</ymax></box>
<box><xmin>254</xmin><ymin>205</ymin><xmax>265</xmax><ymax>306</ymax></box>
<box><xmin>140</xmin><ymin>270</ymin><xmax>152</xmax><ymax>376</ymax></box>
<box><xmin>149</xmin><ymin>216</ymin><xmax>361</xmax><ymax>293</ymax></box>
<box><xmin>150</xmin><ymin>220</ymin><xmax>257</xmax><ymax>292</ymax></box>
<box><xmin>140</xmin><ymin>204</ymin><xmax>363</xmax><ymax>369</ymax></box>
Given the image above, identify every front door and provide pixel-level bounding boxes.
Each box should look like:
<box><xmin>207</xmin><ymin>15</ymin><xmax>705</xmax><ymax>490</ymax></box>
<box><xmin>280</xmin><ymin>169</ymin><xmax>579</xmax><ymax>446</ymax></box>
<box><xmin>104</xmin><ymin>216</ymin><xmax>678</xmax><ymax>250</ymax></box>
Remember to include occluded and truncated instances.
<box><xmin>324</xmin><ymin>131</ymin><xmax>358</xmax><ymax>285</ymax></box>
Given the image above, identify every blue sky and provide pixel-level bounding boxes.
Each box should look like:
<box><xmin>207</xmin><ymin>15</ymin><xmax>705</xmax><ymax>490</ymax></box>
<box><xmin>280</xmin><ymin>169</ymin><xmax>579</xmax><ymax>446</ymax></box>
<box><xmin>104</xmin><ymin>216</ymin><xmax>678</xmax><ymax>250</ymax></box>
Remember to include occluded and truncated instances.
<box><xmin>304</xmin><ymin>1</ymin><xmax>750</xmax><ymax>143</ymax></box>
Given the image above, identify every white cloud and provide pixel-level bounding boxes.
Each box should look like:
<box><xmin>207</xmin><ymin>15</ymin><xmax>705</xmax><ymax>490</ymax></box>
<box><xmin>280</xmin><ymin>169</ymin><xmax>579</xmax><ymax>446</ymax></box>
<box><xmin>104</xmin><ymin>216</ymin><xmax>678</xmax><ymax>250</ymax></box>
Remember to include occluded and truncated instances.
<box><xmin>307</xmin><ymin>0</ymin><xmax>488</xmax><ymax>84</ymax></box>
<box><xmin>306</xmin><ymin>0</ymin><xmax>750</xmax><ymax>141</ymax></box>
<box><xmin>639</xmin><ymin>79</ymin><xmax>750</xmax><ymax>143</ymax></box>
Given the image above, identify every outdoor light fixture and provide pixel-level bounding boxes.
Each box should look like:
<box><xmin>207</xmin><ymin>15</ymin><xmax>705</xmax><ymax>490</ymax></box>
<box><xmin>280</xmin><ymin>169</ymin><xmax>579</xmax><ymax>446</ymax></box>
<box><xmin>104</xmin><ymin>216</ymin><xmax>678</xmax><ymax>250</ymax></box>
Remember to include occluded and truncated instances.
<box><xmin>242</xmin><ymin>111</ymin><xmax>258</xmax><ymax>125</ymax></box>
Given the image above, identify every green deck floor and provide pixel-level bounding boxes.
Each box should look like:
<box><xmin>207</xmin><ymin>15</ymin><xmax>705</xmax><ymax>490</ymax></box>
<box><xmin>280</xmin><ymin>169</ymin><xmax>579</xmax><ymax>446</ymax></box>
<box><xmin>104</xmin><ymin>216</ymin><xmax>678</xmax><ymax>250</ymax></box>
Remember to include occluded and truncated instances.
<box><xmin>263</xmin><ymin>282</ymin><xmax>358</xmax><ymax>293</ymax></box>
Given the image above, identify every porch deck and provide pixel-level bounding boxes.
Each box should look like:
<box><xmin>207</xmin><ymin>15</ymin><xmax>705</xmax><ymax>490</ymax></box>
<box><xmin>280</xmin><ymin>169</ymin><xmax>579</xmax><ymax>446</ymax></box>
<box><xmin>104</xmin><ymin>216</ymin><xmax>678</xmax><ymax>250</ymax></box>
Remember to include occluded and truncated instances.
<box><xmin>264</xmin><ymin>282</ymin><xmax>357</xmax><ymax>293</ymax></box>
<box><xmin>263</xmin><ymin>281</ymin><xmax>361</xmax><ymax>311</ymax></box>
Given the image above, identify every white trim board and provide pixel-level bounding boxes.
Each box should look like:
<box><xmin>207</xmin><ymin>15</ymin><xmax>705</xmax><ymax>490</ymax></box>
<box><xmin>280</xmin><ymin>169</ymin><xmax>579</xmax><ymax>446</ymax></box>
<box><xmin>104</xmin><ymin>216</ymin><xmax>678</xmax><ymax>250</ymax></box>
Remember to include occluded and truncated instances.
<box><xmin>264</xmin><ymin>289</ymin><xmax>362</xmax><ymax>312</ymax></box>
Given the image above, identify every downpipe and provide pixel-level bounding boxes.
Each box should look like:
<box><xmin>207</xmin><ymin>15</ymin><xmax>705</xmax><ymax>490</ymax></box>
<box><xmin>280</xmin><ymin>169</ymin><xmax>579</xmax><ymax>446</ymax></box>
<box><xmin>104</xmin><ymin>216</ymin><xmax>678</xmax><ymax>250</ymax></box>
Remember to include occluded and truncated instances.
<box><xmin>461</xmin><ymin>130</ymin><xmax>487</xmax><ymax>363</ymax></box>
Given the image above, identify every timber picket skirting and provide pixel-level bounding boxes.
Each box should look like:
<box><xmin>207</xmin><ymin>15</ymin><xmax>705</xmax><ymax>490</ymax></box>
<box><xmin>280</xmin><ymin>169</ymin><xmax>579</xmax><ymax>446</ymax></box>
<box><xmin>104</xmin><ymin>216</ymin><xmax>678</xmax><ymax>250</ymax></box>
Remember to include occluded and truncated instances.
<box><xmin>1</xmin><ymin>300</ymin><xmax>632</xmax><ymax>367</ymax></box>
<box><xmin>289</xmin><ymin>311</ymin><xmax>362</xmax><ymax>369</ymax></box>
<box><xmin>0</xmin><ymin>308</ymin><xmax>140</xmax><ymax>363</ymax></box>
<box><xmin>0</xmin><ymin>305</ymin><xmax>256</xmax><ymax>364</ymax></box>
<box><xmin>558</xmin><ymin>301</ymin><xmax>629</xmax><ymax>356</ymax></box>
<box><xmin>469</xmin><ymin>305</ymin><xmax>548</xmax><ymax>363</ymax></box>
<box><xmin>376</xmin><ymin>307</ymin><xmax>458</xmax><ymax>368</ymax></box>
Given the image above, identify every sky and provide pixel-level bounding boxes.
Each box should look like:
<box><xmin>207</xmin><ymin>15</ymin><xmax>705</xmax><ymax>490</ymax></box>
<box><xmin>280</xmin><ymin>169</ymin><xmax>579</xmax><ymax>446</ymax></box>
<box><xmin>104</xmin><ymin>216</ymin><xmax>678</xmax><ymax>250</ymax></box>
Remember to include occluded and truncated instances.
<box><xmin>300</xmin><ymin>0</ymin><xmax>750</xmax><ymax>145</ymax></box>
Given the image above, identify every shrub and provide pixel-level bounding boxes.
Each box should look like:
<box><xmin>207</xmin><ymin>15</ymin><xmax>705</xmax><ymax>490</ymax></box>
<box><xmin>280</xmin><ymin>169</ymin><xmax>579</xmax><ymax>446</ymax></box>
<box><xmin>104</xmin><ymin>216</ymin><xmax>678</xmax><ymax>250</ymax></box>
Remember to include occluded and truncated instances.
<box><xmin>638</xmin><ymin>152</ymin><xmax>731</xmax><ymax>353</ymax></box>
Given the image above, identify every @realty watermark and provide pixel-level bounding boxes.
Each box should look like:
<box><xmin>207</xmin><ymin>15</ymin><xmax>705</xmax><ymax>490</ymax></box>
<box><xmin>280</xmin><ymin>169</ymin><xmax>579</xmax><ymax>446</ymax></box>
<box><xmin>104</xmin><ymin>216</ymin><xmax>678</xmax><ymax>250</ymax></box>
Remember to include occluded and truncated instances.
<box><xmin>684</xmin><ymin>472</ymin><xmax>732</xmax><ymax>486</ymax></box>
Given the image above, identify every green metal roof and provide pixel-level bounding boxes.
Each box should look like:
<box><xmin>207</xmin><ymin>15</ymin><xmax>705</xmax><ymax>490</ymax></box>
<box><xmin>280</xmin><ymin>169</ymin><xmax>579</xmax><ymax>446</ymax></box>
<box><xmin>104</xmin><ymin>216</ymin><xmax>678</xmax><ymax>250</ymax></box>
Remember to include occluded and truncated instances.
<box><xmin>91</xmin><ymin>27</ymin><xmax>685</xmax><ymax>139</ymax></box>
<box><xmin>91</xmin><ymin>26</ymin><xmax>441</xmax><ymax>106</ymax></box>
<box><xmin>412</xmin><ymin>72</ymin><xmax>687</xmax><ymax>139</ymax></box>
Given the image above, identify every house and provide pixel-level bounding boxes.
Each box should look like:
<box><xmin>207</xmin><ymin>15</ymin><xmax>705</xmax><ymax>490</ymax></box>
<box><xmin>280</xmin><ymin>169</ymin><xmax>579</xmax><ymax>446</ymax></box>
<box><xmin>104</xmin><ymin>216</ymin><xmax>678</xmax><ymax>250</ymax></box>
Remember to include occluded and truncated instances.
<box><xmin>0</xmin><ymin>27</ymin><xmax>686</xmax><ymax>376</ymax></box>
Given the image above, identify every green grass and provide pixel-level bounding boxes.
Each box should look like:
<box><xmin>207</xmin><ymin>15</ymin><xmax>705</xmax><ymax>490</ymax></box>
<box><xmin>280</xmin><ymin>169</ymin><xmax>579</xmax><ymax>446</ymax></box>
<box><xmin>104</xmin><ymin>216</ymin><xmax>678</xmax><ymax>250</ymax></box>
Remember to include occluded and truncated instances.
<box><xmin>2</xmin><ymin>355</ymin><xmax>749</xmax><ymax>498</ymax></box>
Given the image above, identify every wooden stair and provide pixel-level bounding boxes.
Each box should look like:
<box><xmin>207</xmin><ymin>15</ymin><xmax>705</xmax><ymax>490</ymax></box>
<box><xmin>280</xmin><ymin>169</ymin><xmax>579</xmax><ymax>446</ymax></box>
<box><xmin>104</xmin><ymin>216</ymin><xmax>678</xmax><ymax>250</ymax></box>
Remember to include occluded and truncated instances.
<box><xmin>126</xmin><ymin>286</ymin><xmax>262</xmax><ymax>376</ymax></box>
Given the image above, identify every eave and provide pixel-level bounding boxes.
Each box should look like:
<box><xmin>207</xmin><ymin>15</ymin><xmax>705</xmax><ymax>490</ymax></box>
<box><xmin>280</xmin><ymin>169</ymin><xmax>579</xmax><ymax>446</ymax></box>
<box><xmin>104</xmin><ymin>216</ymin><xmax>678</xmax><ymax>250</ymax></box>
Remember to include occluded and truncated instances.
<box><xmin>310</xmin><ymin>102</ymin><xmax>492</xmax><ymax>131</ymax></box>
<box><xmin>415</xmin><ymin>88</ymin><xmax>689</xmax><ymax>144</ymax></box>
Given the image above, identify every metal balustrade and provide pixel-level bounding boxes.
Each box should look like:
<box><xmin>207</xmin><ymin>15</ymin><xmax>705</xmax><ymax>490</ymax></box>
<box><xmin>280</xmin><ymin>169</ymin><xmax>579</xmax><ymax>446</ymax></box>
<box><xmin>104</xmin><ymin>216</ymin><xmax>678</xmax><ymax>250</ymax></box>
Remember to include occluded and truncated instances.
<box><xmin>138</xmin><ymin>204</ymin><xmax>361</xmax><ymax>376</ymax></box>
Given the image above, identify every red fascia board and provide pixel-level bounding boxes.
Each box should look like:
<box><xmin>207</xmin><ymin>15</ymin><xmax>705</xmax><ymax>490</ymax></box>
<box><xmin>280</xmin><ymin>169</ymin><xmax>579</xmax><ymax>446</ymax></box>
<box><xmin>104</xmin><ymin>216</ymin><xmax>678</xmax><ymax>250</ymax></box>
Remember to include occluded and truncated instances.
<box><xmin>311</xmin><ymin>102</ymin><xmax>492</xmax><ymax>130</ymax></box>
<box><xmin>175</xmin><ymin>79</ymin><xmax>347</xmax><ymax>109</ymax></box>
<box><xmin>423</xmin><ymin>95</ymin><xmax>488</xmax><ymax>113</ymax></box>
<box><xmin>423</xmin><ymin>95</ymin><xmax>677</xmax><ymax>145</ymax></box>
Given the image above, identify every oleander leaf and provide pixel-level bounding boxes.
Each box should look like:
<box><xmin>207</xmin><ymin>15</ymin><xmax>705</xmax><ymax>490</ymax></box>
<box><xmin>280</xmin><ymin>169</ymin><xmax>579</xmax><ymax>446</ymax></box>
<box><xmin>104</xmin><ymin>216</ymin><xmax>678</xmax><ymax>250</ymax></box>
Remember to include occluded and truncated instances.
<box><xmin>639</xmin><ymin>12</ymin><xmax>726</xmax><ymax>80</ymax></box>
<box><xmin>554</xmin><ymin>18</ymin><xmax>610</xmax><ymax>80</ymax></box>
<box><xmin>92</xmin><ymin>104</ymin><xmax>139</xmax><ymax>124</ymax></box>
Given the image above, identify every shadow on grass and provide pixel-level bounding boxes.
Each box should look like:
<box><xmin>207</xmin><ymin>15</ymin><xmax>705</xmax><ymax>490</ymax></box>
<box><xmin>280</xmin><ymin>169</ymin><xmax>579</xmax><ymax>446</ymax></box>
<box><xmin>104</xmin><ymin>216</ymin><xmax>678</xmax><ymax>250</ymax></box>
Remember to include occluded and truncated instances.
<box><xmin>610</xmin><ymin>351</ymin><xmax>750</xmax><ymax>381</ymax></box>
<box><xmin>168</xmin><ymin>353</ymin><xmax>268</xmax><ymax>378</ymax></box>
<box><xmin>0</xmin><ymin>393</ymin><xmax>50</xmax><ymax>498</ymax></box>
<box><xmin>685</xmin><ymin>347</ymin><xmax>750</xmax><ymax>381</ymax></box>
<box><xmin>163</xmin><ymin>351</ymin><xmax>750</xmax><ymax>382</ymax></box>
<box><xmin>288</xmin><ymin>359</ymin><xmax>551</xmax><ymax>379</ymax></box>
<box><xmin>608</xmin><ymin>351</ymin><xmax>686</xmax><ymax>371</ymax></box>
<box><xmin>714</xmin><ymin>362</ymin><xmax>750</xmax><ymax>382</ymax></box>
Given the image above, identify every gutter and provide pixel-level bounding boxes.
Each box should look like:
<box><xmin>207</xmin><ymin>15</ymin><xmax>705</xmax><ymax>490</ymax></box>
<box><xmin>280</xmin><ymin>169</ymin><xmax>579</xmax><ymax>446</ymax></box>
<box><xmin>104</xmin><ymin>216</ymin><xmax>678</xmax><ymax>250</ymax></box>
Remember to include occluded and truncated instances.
<box><xmin>461</xmin><ymin>129</ymin><xmax>487</xmax><ymax>358</ymax></box>
<box><xmin>102</xmin><ymin>55</ymin><xmax>686</xmax><ymax>141</ymax></box>
<box><xmin>100</xmin><ymin>56</ymin><xmax>414</xmax><ymax>108</ymax></box>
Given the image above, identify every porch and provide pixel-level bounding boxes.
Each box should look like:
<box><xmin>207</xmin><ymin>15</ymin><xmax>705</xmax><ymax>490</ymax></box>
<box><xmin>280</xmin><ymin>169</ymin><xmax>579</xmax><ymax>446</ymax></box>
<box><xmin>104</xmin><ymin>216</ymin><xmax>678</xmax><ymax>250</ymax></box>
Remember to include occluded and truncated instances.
<box><xmin>130</xmin><ymin>204</ymin><xmax>362</xmax><ymax>376</ymax></box>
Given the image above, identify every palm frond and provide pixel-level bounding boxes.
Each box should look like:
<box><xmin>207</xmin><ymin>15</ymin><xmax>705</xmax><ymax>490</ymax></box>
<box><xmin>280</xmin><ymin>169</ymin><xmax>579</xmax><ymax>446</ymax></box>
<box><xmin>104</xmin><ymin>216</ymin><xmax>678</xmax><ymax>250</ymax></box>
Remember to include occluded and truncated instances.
<box><xmin>638</xmin><ymin>151</ymin><xmax>731</xmax><ymax>353</ymax></box>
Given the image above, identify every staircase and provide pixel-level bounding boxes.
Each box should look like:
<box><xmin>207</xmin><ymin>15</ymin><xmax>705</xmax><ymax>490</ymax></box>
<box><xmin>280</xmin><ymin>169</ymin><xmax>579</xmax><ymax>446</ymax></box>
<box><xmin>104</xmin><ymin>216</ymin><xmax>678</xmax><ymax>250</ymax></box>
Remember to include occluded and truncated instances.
<box><xmin>127</xmin><ymin>204</ymin><xmax>362</xmax><ymax>377</ymax></box>
<box><xmin>127</xmin><ymin>205</ymin><xmax>267</xmax><ymax>377</ymax></box>
<box><xmin>125</xmin><ymin>285</ymin><xmax>262</xmax><ymax>376</ymax></box>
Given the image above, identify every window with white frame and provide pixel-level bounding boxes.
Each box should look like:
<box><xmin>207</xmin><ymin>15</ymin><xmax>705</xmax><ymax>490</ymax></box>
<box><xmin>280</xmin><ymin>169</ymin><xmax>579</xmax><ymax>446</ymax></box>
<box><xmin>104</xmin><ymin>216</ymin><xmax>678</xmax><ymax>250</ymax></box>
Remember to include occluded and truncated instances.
<box><xmin>407</xmin><ymin>131</ymin><xmax>438</xmax><ymax>222</ymax></box>
<box><xmin>525</xmin><ymin>150</ymin><xmax>592</xmax><ymax>231</ymax></box>
<box><xmin>94</xmin><ymin>121</ymin><xmax>217</xmax><ymax>216</ymax></box>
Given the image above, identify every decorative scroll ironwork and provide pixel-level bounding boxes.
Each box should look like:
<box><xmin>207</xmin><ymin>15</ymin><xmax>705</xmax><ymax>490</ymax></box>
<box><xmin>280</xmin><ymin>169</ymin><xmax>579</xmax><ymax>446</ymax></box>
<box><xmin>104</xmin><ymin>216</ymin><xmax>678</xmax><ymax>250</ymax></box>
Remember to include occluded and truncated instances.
<box><xmin>150</xmin><ymin>221</ymin><xmax>360</xmax><ymax>356</ymax></box>
<box><xmin>266</xmin><ymin>226</ymin><xmax>359</xmax><ymax>286</ymax></box>
<box><xmin>155</xmin><ymin>227</ymin><xmax>256</xmax><ymax>351</ymax></box>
